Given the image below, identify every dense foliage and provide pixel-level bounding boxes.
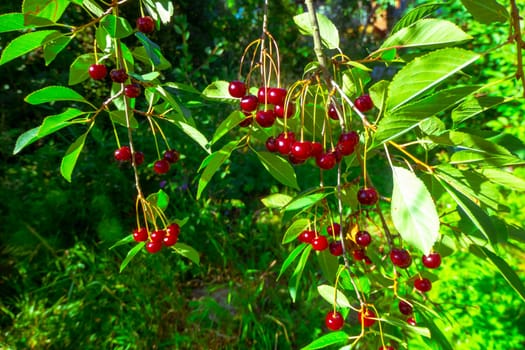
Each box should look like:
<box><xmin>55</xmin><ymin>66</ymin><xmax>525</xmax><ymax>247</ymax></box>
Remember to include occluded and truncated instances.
<box><xmin>1</xmin><ymin>0</ymin><xmax>525</xmax><ymax>349</ymax></box>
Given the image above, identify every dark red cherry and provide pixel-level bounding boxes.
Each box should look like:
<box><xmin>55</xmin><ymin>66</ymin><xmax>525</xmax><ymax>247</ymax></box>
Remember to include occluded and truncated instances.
<box><xmin>132</xmin><ymin>227</ymin><xmax>148</xmax><ymax>242</ymax></box>
<box><xmin>390</xmin><ymin>248</ymin><xmax>412</xmax><ymax>268</ymax></box>
<box><xmin>89</xmin><ymin>64</ymin><xmax>107</xmax><ymax>80</ymax></box>
<box><xmin>328</xmin><ymin>103</ymin><xmax>339</xmax><ymax>120</ymax></box>
<box><xmin>325</xmin><ymin>311</ymin><xmax>344</xmax><ymax>331</ymax></box>
<box><xmin>311</xmin><ymin>236</ymin><xmax>328</xmax><ymax>251</ymax></box>
<box><xmin>298</xmin><ymin>230</ymin><xmax>316</xmax><ymax>244</ymax></box>
<box><xmin>240</xmin><ymin>94</ymin><xmax>258</xmax><ymax>112</ymax></box>
<box><xmin>153</xmin><ymin>159</ymin><xmax>170</xmax><ymax>174</ymax></box>
<box><xmin>353</xmin><ymin>249</ymin><xmax>366</xmax><ymax>261</ymax></box>
<box><xmin>276</xmin><ymin>132</ymin><xmax>295</xmax><ymax>155</ymax></box>
<box><xmin>265</xmin><ymin>136</ymin><xmax>278</xmax><ymax>153</ymax></box>
<box><xmin>422</xmin><ymin>252</ymin><xmax>442</xmax><ymax>269</ymax></box>
<box><xmin>357</xmin><ymin>187</ymin><xmax>379</xmax><ymax>205</ymax></box>
<box><xmin>150</xmin><ymin>229</ymin><xmax>166</xmax><ymax>242</ymax></box>
<box><xmin>268</xmin><ymin>87</ymin><xmax>287</xmax><ymax>105</ymax></box>
<box><xmin>167</xmin><ymin>223</ymin><xmax>180</xmax><ymax>237</ymax></box>
<box><xmin>136</xmin><ymin>16</ymin><xmax>155</xmax><ymax>34</ymax></box>
<box><xmin>358</xmin><ymin>309</ymin><xmax>376</xmax><ymax>327</ymax></box>
<box><xmin>228</xmin><ymin>81</ymin><xmax>247</xmax><ymax>98</ymax></box>
<box><xmin>329</xmin><ymin>241</ymin><xmax>344</xmax><ymax>256</ymax></box>
<box><xmin>316</xmin><ymin>152</ymin><xmax>336</xmax><ymax>170</ymax></box>
<box><xmin>257</xmin><ymin>86</ymin><xmax>270</xmax><ymax>104</ymax></box>
<box><xmin>275</xmin><ymin>102</ymin><xmax>296</xmax><ymax>118</ymax></box>
<box><xmin>133</xmin><ymin>151</ymin><xmax>144</xmax><ymax>166</ymax></box>
<box><xmin>255</xmin><ymin>110</ymin><xmax>276</xmax><ymax>127</ymax></box>
<box><xmin>414</xmin><ymin>277</ymin><xmax>432</xmax><ymax>292</ymax></box>
<box><xmin>355</xmin><ymin>230</ymin><xmax>372</xmax><ymax>247</ymax></box>
<box><xmin>326</xmin><ymin>223</ymin><xmax>341</xmax><ymax>236</ymax></box>
<box><xmin>146</xmin><ymin>240</ymin><xmax>162</xmax><ymax>253</ymax></box>
<box><xmin>310</xmin><ymin>142</ymin><xmax>323</xmax><ymax>158</ymax></box>
<box><xmin>163</xmin><ymin>149</ymin><xmax>180</xmax><ymax>163</ymax></box>
<box><xmin>114</xmin><ymin>146</ymin><xmax>131</xmax><ymax>162</ymax></box>
<box><xmin>124</xmin><ymin>84</ymin><xmax>141</xmax><ymax>98</ymax></box>
<box><xmin>290</xmin><ymin>141</ymin><xmax>312</xmax><ymax>160</ymax></box>
<box><xmin>110</xmin><ymin>68</ymin><xmax>128</xmax><ymax>83</ymax></box>
<box><xmin>398</xmin><ymin>300</ymin><xmax>413</xmax><ymax>315</ymax></box>
<box><xmin>354</xmin><ymin>94</ymin><xmax>374</xmax><ymax>112</ymax></box>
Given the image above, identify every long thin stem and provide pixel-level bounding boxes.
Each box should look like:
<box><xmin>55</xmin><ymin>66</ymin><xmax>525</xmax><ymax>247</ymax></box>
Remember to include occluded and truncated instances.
<box><xmin>305</xmin><ymin>0</ymin><xmax>327</xmax><ymax>69</ymax></box>
<box><xmin>510</xmin><ymin>0</ymin><xmax>525</xmax><ymax>97</ymax></box>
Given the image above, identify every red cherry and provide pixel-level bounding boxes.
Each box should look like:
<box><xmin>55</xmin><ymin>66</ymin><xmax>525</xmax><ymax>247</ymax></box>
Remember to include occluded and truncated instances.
<box><xmin>364</xmin><ymin>256</ymin><xmax>373</xmax><ymax>265</ymax></box>
<box><xmin>379</xmin><ymin>347</ymin><xmax>395</xmax><ymax>350</ymax></box>
<box><xmin>290</xmin><ymin>141</ymin><xmax>312</xmax><ymax>160</ymax></box>
<box><xmin>150</xmin><ymin>229</ymin><xmax>166</xmax><ymax>242</ymax></box>
<box><xmin>276</xmin><ymin>132</ymin><xmax>295</xmax><ymax>155</ymax></box>
<box><xmin>136</xmin><ymin>16</ymin><xmax>155</xmax><ymax>33</ymax></box>
<box><xmin>339</xmin><ymin>131</ymin><xmax>359</xmax><ymax>147</ymax></box>
<box><xmin>146</xmin><ymin>240</ymin><xmax>162</xmax><ymax>253</ymax></box>
<box><xmin>167</xmin><ymin>223</ymin><xmax>180</xmax><ymax>237</ymax></box>
<box><xmin>257</xmin><ymin>86</ymin><xmax>270</xmax><ymax>104</ymax></box>
<box><xmin>163</xmin><ymin>233</ymin><xmax>178</xmax><ymax>246</ymax></box>
<box><xmin>240</xmin><ymin>94</ymin><xmax>258</xmax><ymax>112</ymax></box>
<box><xmin>114</xmin><ymin>146</ymin><xmax>131</xmax><ymax>162</ymax></box>
<box><xmin>390</xmin><ymin>248</ymin><xmax>412</xmax><ymax>268</ymax></box>
<box><xmin>163</xmin><ymin>149</ymin><xmax>180</xmax><ymax>164</ymax></box>
<box><xmin>329</xmin><ymin>241</ymin><xmax>344</xmax><ymax>256</ymax></box>
<box><xmin>422</xmin><ymin>252</ymin><xmax>442</xmax><ymax>269</ymax></box>
<box><xmin>298</xmin><ymin>229</ymin><xmax>316</xmax><ymax>244</ymax></box>
<box><xmin>414</xmin><ymin>277</ymin><xmax>432</xmax><ymax>292</ymax></box>
<box><xmin>153</xmin><ymin>159</ymin><xmax>170</xmax><ymax>174</ymax></box>
<box><xmin>354</xmin><ymin>94</ymin><xmax>374</xmax><ymax>112</ymax></box>
<box><xmin>255</xmin><ymin>110</ymin><xmax>276</xmax><ymax>127</ymax></box>
<box><xmin>124</xmin><ymin>84</ymin><xmax>141</xmax><ymax>98</ymax></box>
<box><xmin>132</xmin><ymin>227</ymin><xmax>148</xmax><ymax>242</ymax></box>
<box><xmin>358</xmin><ymin>309</ymin><xmax>377</xmax><ymax>327</ymax></box>
<box><xmin>274</xmin><ymin>102</ymin><xmax>295</xmax><ymax>118</ymax></box>
<box><xmin>325</xmin><ymin>311</ymin><xmax>344</xmax><ymax>331</ymax></box>
<box><xmin>357</xmin><ymin>187</ymin><xmax>379</xmax><ymax>205</ymax></box>
<box><xmin>228</xmin><ymin>81</ymin><xmax>247</xmax><ymax>98</ymax></box>
<box><xmin>326</xmin><ymin>223</ymin><xmax>341</xmax><ymax>236</ymax></box>
<box><xmin>353</xmin><ymin>249</ymin><xmax>366</xmax><ymax>261</ymax></box>
<box><xmin>407</xmin><ymin>317</ymin><xmax>417</xmax><ymax>326</ymax></box>
<box><xmin>398</xmin><ymin>300</ymin><xmax>413</xmax><ymax>315</ymax></box>
<box><xmin>265</xmin><ymin>136</ymin><xmax>278</xmax><ymax>153</ymax></box>
<box><xmin>355</xmin><ymin>230</ymin><xmax>371</xmax><ymax>247</ymax></box>
<box><xmin>89</xmin><ymin>64</ymin><xmax>107</xmax><ymax>80</ymax></box>
<box><xmin>311</xmin><ymin>236</ymin><xmax>328</xmax><ymax>251</ymax></box>
<box><xmin>239</xmin><ymin>115</ymin><xmax>253</xmax><ymax>127</ymax></box>
<box><xmin>268</xmin><ymin>87</ymin><xmax>287</xmax><ymax>105</ymax></box>
<box><xmin>288</xmin><ymin>153</ymin><xmax>306</xmax><ymax>165</ymax></box>
<box><xmin>133</xmin><ymin>151</ymin><xmax>144</xmax><ymax>165</ymax></box>
<box><xmin>310</xmin><ymin>142</ymin><xmax>323</xmax><ymax>158</ymax></box>
<box><xmin>328</xmin><ymin>103</ymin><xmax>339</xmax><ymax>120</ymax></box>
<box><xmin>110</xmin><ymin>68</ymin><xmax>128</xmax><ymax>83</ymax></box>
<box><xmin>316</xmin><ymin>152</ymin><xmax>336</xmax><ymax>170</ymax></box>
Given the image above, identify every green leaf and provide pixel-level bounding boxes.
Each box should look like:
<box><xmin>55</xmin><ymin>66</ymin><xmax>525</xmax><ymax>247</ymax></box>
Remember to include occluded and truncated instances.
<box><xmin>135</xmin><ymin>32</ymin><xmax>163</xmax><ymax>65</ymax></box>
<box><xmin>460</xmin><ymin>0</ymin><xmax>508</xmax><ymax>24</ymax></box>
<box><xmin>109</xmin><ymin>110</ymin><xmax>139</xmax><ymax>128</ymax></box>
<box><xmin>255</xmin><ymin>151</ymin><xmax>300</xmax><ymax>190</ymax></box>
<box><xmin>289</xmin><ymin>244</ymin><xmax>312</xmax><ymax>302</ymax></box>
<box><xmin>173</xmin><ymin>242</ymin><xmax>200</xmax><ymax>265</ymax></box>
<box><xmin>60</xmin><ymin>129</ymin><xmax>90</xmax><ymax>182</ymax></box>
<box><xmin>376</xmin><ymin>85</ymin><xmax>480</xmax><ymax>143</ymax></box>
<box><xmin>119</xmin><ymin>242</ymin><xmax>144</xmax><ymax>272</ymax></box>
<box><xmin>100</xmin><ymin>15</ymin><xmax>133</xmax><ymax>39</ymax></box>
<box><xmin>293</xmin><ymin>12</ymin><xmax>339</xmax><ymax>49</ymax></box>
<box><xmin>0</xmin><ymin>30</ymin><xmax>61</xmax><ymax>66</ymax></box>
<box><xmin>386</xmin><ymin>48</ymin><xmax>480</xmax><ymax>112</ymax></box>
<box><xmin>369</xmin><ymin>80</ymin><xmax>389</xmax><ymax>112</ymax></box>
<box><xmin>342</xmin><ymin>68</ymin><xmax>371</xmax><ymax>97</ymax></box>
<box><xmin>278</xmin><ymin>244</ymin><xmax>308</xmax><ymax>280</ymax></box>
<box><xmin>419</xmin><ymin>312</ymin><xmax>454</xmax><ymax>350</ymax></box>
<box><xmin>43</xmin><ymin>35</ymin><xmax>72</xmax><ymax>65</ymax></box>
<box><xmin>143</xmin><ymin>0</ymin><xmax>174</xmax><ymax>24</ymax></box>
<box><xmin>452</xmin><ymin>95</ymin><xmax>507</xmax><ymax>125</ymax></box>
<box><xmin>68</xmin><ymin>53</ymin><xmax>95</xmax><ymax>85</ymax></box>
<box><xmin>197</xmin><ymin>140</ymin><xmax>239</xmax><ymax>199</ymax></box>
<box><xmin>317</xmin><ymin>285</ymin><xmax>352</xmax><ymax>308</ymax></box>
<box><xmin>261</xmin><ymin>193</ymin><xmax>292</xmax><ymax>209</ymax></box>
<box><xmin>284</xmin><ymin>192</ymin><xmax>329</xmax><ymax>212</ymax></box>
<box><xmin>22</xmin><ymin>0</ymin><xmax>70</xmax><ymax>22</ymax></box>
<box><xmin>146</xmin><ymin>189</ymin><xmax>169</xmax><ymax>212</ymax></box>
<box><xmin>0</xmin><ymin>13</ymin><xmax>48</xmax><ymax>33</ymax></box>
<box><xmin>109</xmin><ymin>234</ymin><xmax>135</xmax><ymax>250</ymax></box>
<box><xmin>282</xmin><ymin>218</ymin><xmax>310</xmax><ymax>244</ymax></box>
<box><xmin>391</xmin><ymin>166</ymin><xmax>440</xmax><ymax>255</ymax></box>
<box><xmin>382</xmin><ymin>19</ymin><xmax>472</xmax><ymax>49</ymax></box>
<box><xmin>470</xmin><ymin>245</ymin><xmax>525</xmax><ymax>302</ymax></box>
<box><xmin>300</xmin><ymin>331</ymin><xmax>348</xmax><ymax>350</ymax></box>
<box><xmin>25</xmin><ymin>85</ymin><xmax>88</xmax><ymax>105</ymax></box>
<box><xmin>202</xmin><ymin>80</ymin><xmax>237</xmax><ymax>102</ymax></box>
<box><xmin>174</xmin><ymin>121</ymin><xmax>210</xmax><ymax>154</ymax></box>
<box><xmin>477</xmin><ymin>168</ymin><xmax>525</xmax><ymax>191</ymax></box>
<box><xmin>13</xmin><ymin>108</ymin><xmax>87</xmax><ymax>154</ymax></box>
<box><xmin>82</xmin><ymin>0</ymin><xmax>104</xmax><ymax>17</ymax></box>
<box><xmin>391</xmin><ymin>3</ymin><xmax>441</xmax><ymax>34</ymax></box>
<box><xmin>317</xmin><ymin>248</ymin><xmax>339</xmax><ymax>283</ymax></box>
<box><xmin>381</xmin><ymin>316</ymin><xmax>431</xmax><ymax>338</ymax></box>
<box><xmin>211</xmin><ymin>110</ymin><xmax>246</xmax><ymax>145</ymax></box>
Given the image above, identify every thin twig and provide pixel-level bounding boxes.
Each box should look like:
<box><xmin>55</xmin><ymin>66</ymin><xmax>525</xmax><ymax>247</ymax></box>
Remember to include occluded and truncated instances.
<box><xmin>510</xmin><ymin>0</ymin><xmax>525</xmax><ymax>97</ymax></box>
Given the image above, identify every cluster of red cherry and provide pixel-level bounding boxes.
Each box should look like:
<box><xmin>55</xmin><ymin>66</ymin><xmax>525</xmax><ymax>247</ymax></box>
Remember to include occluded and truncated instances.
<box><xmin>114</xmin><ymin>146</ymin><xmax>180</xmax><ymax>175</ymax></box>
<box><xmin>132</xmin><ymin>222</ymin><xmax>181</xmax><ymax>253</ymax></box>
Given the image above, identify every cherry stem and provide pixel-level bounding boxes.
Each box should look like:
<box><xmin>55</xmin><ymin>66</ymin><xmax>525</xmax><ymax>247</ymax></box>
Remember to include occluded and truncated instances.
<box><xmin>510</xmin><ymin>0</ymin><xmax>525</xmax><ymax>97</ymax></box>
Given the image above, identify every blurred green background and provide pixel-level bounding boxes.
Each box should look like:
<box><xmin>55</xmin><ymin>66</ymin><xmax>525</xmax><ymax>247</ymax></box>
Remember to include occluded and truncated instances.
<box><xmin>1</xmin><ymin>1</ymin><xmax>524</xmax><ymax>349</ymax></box>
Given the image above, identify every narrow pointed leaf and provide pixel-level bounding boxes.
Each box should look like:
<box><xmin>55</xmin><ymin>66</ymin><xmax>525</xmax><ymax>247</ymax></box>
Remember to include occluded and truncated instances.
<box><xmin>119</xmin><ymin>242</ymin><xmax>144</xmax><ymax>272</ymax></box>
<box><xmin>284</xmin><ymin>192</ymin><xmax>329</xmax><ymax>212</ymax></box>
<box><xmin>452</xmin><ymin>95</ymin><xmax>506</xmax><ymax>125</ymax></box>
<box><xmin>317</xmin><ymin>285</ymin><xmax>351</xmax><ymax>308</ymax></box>
<box><xmin>211</xmin><ymin>110</ymin><xmax>246</xmax><ymax>145</ymax></box>
<box><xmin>386</xmin><ymin>48</ymin><xmax>480</xmax><ymax>112</ymax></box>
<box><xmin>0</xmin><ymin>30</ymin><xmax>61</xmax><ymax>65</ymax></box>
<box><xmin>255</xmin><ymin>151</ymin><xmax>300</xmax><ymax>190</ymax></box>
<box><xmin>22</xmin><ymin>0</ymin><xmax>70</xmax><ymax>22</ymax></box>
<box><xmin>391</xmin><ymin>166</ymin><xmax>440</xmax><ymax>255</ymax></box>
<box><xmin>60</xmin><ymin>130</ymin><xmax>89</xmax><ymax>182</ymax></box>
<box><xmin>391</xmin><ymin>3</ymin><xmax>442</xmax><ymax>34</ymax></box>
<box><xmin>460</xmin><ymin>0</ymin><xmax>508</xmax><ymax>24</ymax></box>
<box><xmin>261</xmin><ymin>193</ymin><xmax>293</xmax><ymax>209</ymax></box>
<box><xmin>278</xmin><ymin>244</ymin><xmax>308</xmax><ymax>280</ymax></box>
<box><xmin>288</xmin><ymin>244</ymin><xmax>312</xmax><ymax>302</ymax></box>
<box><xmin>300</xmin><ymin>331</ymin><xmax>348</xmax><ymax>350</ymax></box>
<box><xmin>282</xmin><ymin>218</ymin><xmax>310</xmax><ymax>244</ymax></box>
<box><xmin>25</xmin><ymin>86</ymin><xmax>88</xmax><ymax>105</ymax></box>
<box><xmin>173</xmin><ymin>243</ymin><xmax>200</xmax><ymax>265</ymax></box>
<box><xmin>293</xmin><ymin>12</ymin><xmax>339</xmax><ymax>49</ymax></box>
<box><xmin>196</xmin><ymin>140</ymin><xmax>239</xmax><ymax>199</ymax></box>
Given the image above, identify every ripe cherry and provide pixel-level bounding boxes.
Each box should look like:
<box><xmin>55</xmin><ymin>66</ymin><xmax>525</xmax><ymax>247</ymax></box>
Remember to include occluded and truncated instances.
<box><xmin>398</xmin><ymin>300</ymin><xmax>413</xmax><ymax>315</ymax></box>
<box><xmin>353</xmin><ymin>249</ymin><xmax>366</xmax><ymax>261</ymax></box>
<box><xmin>414</xmin><ymin>277</ymin><xmax>432</xmax><ymax>292</ymax></box>
<box><xmin>268</xmin><ymin>87</ymin><xmax>287</xmax><ymax>105</ymax></box>
<box><xmin>422</xmin><ymin>252</ymin><xmax>442</xmax><ymax>269</ymax></box>
<box><xmin>290</xmin><ymin>141</ymin><xmax>312</xmax><ymax>160</ymax></box>
<box><xmin>288</xmin><ymin>153</ymin><xmax>306</xmax><ymax>165</ymax></box>
<box><xmin>228</xmin><ymin>81</ymin><xmax>246</xmax><ymax>98</ymax></box>
<box><xmin>358</xmin><ymin>309</ymin><xmax>377</xmax><ymax>327</ymax></box>
<box><xmin>339</xmin><ymin>131</ymin><xmax>359</xmax><ymax>147</ymax></box>
<box><xmin>327</xmin><ymin>103</ymin><xmax>339</xmax><ymax>120</ymax></box>
<box><xmin>390</xmin><ymin>248</ymin><xmax>412</xmax><ymax>268</ymax></box>
<box><xmin>163</xmin><ymin>149</ymin><xmax>180</xmax><ymax>164</ymax></box>
<box><xmin>274</xmin><ymin>102</ymin><xmax>295</xmax><ymax>118</ymax></box>
<box><xmin>329</xmin><ymin>241</ymin><xmax>344</xmax><ymax>256</ymax></box>
<box><xmin>316</xmin><ymin>152</ymin><xmax>337</xmax><ymax>170</ymax></box>
<box><xmin>167</xmin><ymin>223</ymin><xmax>180</xmax><ymax>237</ymax></box>
<box><xmin>163</xmin><ymin>233</ymin><xmax>178</xmax><ymax>246</ymax></box>
<box><xmin>153</xmin><ymin>159</ymin><xmax>170</xmax><ymax>174</ymax></box>
<box><xmin>124</xmin><ymin>84</ymin><xmax>141</xmax><ymax>98</ymax></box>
<box><xmin>110</xmin><ymin>68</ymin><xmax>128</xmax><ymax>83</ymax></box>
<box><xmin>89</xmin><ymin>64</ymin><xmax>107</xmax><ymax>80</ymax></box>
<box><xmin>355</xmin><ymin>230</ymin><xmax>372</xmax><ymax>247</ymax></box>
<box><xmin>325</xmin><ymin>311</ymin><xmax>344</xmax><ymax>331</ymax></box>
<box><xmin>379</xmin><ymin>346</ymin><xmax>395</xmax><ymax>350</ymax></box>
<box><xmin>257</xmin><ymin>86</ymin><xmax>270</xmax><ymax>104</ymax></box>
<box><xmin>357</xmin><ymin>187</ymin><xmax>379</xmax><ymax>205</ymax></box>
<box><xmin>265</xmin><ymin>136</ymin><xmax>278</xmax><ymax>153</ymax></box>
<box><xmin>150</xmin><ymin>229</ymin><xmax>166</xmax><ymax>242</ymax></box>
<box><xmin>326</xmin><ymin>223</ymin><xmax>341</xmax><ymax>236</ymax></box>
<box><xmin>136</xmin><ymin>16</ymin><xmax>155</xmax><ymax>33</ymax></box>
<box><xmin>298</xmin><ymin>230</ymin><xmax>316</xmax><ymax>244</ymax></box>
<box><xmin>354</xmin><ymin>94</ymin><xmax>374</xmax><ymax>112</ymax></box>
<box><xmin>310</xmin><ymin>142</ymin><xmax>323</xmax><ymax>158</ymax></box>
<box><xmin>146</xmin><ymin>240</ymin><xmax>162</xmax><ymax>253</ymax></box>
<box><xmin>276</xmin><ymin>132</ymin><xmax>295</xmax><ymax>155</ymax></box>
<box><xmin>132</xmin><ymin>227</ymin><xmax>148</xmax><ymax>242</ymax></box>
<box><xmin>407</xmin><ymin>317</ymin><xmax>417</xmax><ymax>326</ymax></box>
<box><xmin>114</xmin><ymin>146</ymin><xmax>131</xmax><ymax>162</ymax></box>
<box><xmin>255</xmin><ymin>110</ymin><xmax>276</xmax><ymax>127</ymax></box>
<box><xmin>240</xmin><ymin>94</ymin><xmax>258</xmax><ymax>112</ymax></box>
<box><xmin>133</xmin><ymin>151</ymin><xmax>144</xmax><ymax>166</ymax></box>
<box><xmin>239</xmin><ymin>115</ymin><xmax>253</xmax><ymax>127</ymax></box>
<box><xmin>311</xmin><ymin>235</ymin><xmax>328</xmax><ymax>251</ymax></box>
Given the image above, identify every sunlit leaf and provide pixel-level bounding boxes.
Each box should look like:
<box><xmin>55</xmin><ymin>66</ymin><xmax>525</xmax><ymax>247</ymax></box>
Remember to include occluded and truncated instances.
<box><xmin>173</xmin><ymin>242</ymin><xmax>200</xmax><ymax>265</ymax></box>
<box><xmin>452</xmin><ymin>95</ymin><xmax>506</xmax><ymax>125</ymax></box>
<box><xmin>460</xmin><ymin>0</ymin><xmax>508</xmax><ymax>24</ymax></box>
<box><xmin>60</xmin><ymin>129</ymin><xmax>90</xmax><ymax>182</ymax></box>
<box><xmin>197</xmin><ymin>140</ymin><xmax>239</xmax><ymax>199</ymax></box>
<box><xmin>0</xmin><ymin>30</ymin><xmax>61</xmax><ymax>66</ymax></box>
<box><xmin>202</xmin><ymin>80</ymin><xmax>237</xmax><ymax>103</ymax></box>
<box><xmin>100</xmin><ymin>14</ymin><xmax>133</xmax><ymax>39</ymax></box>
<box><xmin>300</xmin><ymin>331</ymin><xmax>348</xmax><ymax>350</ymax></box>
<box><xmin>43</xmin><ymin>35</ymin><xmax>71</xmax><ymax>65</ymax></box>
<box><xmin>255</xmin><ymin>151</ymin><xmax>300</xmax><ymax>190</ymax></box>
<box><xmin>293</xmin><ymin>12</ymin><xmax>339</xmax><ymax>49</ymax></box>
<box><xmin>211</xmin><ymin>110</ymin><xmax>246</xmax><ymax>145</ymax></box>
<box><xmin>288</xmin><ymin>244</ymin><xmax>312</xmax><ymax>302</ymax></box>
<box><xmin>22</xmin><ymin>0</ymin><xmax>70</xmax><ymax>23</ymax></box>
<box><xmin>119</xmin><ymin>242</ymin><xmax>144</xmax><ymax>272</ymax></box>
<box><xmin>282</xmin><ymin>218</ymin><xmax>310</xmax><ymax>244</ymax></box>
<box><xmin>261</xmin><ymin>193</ymin><xmax>292</xmax><ymax>209</ymax></box>
<box><xmin>317</xmin><ymin>285</ymin><xmax>351</xmax><ymax>308</ymax></box>
<box><xmin>25</xmin><ymin>85</ymin><xmax>89</xmax><ymax>105</ymax></box>
<box><xmin>278</xmin><ymin>244</ymin><xmax>308</xmax><ymax>280</ymax></box>
<box><xmin>391</xmin><ymin>3</ymin><xmax>442</xmax><ymax>34</ymax></box>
